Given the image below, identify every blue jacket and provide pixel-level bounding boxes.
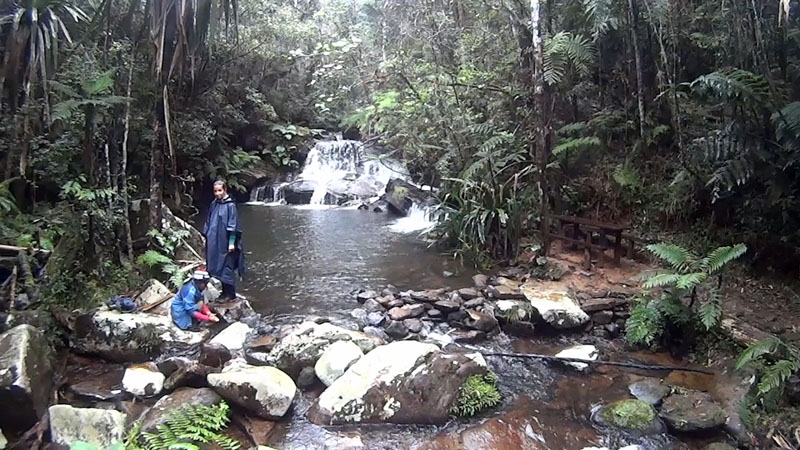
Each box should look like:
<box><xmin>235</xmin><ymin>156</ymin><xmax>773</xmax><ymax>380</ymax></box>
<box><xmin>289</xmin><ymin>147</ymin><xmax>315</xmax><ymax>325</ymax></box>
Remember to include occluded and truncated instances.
<box><xmin>203</xmin><ymin>196</ymin><xmax>245</xmax><ymax>285</ymax></box>
<box><xmin>171</xmin><ymin>281</ymin><xmax>204</xmax><ymax>330</ymax></box>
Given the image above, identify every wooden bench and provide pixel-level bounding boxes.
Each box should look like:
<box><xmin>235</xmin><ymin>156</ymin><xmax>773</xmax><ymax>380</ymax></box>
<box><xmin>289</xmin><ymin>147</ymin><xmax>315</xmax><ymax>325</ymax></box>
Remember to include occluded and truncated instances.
<box><xmin>542</xmin><ymin>214</ymin><xmax>629</xmax><ymax>269</ymax></box>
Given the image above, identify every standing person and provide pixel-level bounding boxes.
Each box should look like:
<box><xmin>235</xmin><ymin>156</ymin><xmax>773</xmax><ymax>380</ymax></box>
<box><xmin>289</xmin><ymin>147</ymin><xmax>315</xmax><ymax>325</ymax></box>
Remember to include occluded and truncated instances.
<box><xmin>204</xmin><ymin>180</ymin><xmax>245</xmax><ymax>301</ymax></box>
<box><xmin>171</xmin><ymin>268</ymin><xmax>219</xmax><ymax>330</ymax></box>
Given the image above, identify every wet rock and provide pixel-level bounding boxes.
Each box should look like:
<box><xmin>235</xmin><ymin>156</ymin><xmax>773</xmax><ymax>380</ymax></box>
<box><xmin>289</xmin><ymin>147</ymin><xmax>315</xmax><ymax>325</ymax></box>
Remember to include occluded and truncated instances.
<box><xmin>349</xmin><ymin>308</ymin><xmax>368</xmax><ymax>326</ymax></box>
<box><xmin>386</xmin><ymin>298</ymin><xmax>405</xmax><ymax>308</ymax></box>
<box><xmin>591</xmin><ymin>310</ymin><xmax>614</xmax><ymax>325</ymax></box>
<box><xmin>385</xmin><ymin>320</ymin><xmax>409</xmax><ymax>339</ymax></box>
<box><xmin>580</xmin><ymin>297</ymin><xmax>628</xmax><ymax>313</ymax></box>
<box><xmin>315</xmin><ymin>341</ymin><xmax>364</xmax><ymax>386</ymax></box>
<box><xmin>382</xmin><ymin>286</ymin><xmax>398</xmax><ymax>296</ymax></box>
<box><xmin>68</xmin><ymin>379</ymin><xmax>123</xmax><ymax>402</ymax></box>
<box><xmin>501</xmin><ymin>321</ymin><xmax>537</xmax><ymax>337</ymax></box>
<box><xmin>308</xmin><ymin>342</ymin><xmax>490</xmax><ymax>425</ymax></box>
<box><xmin>208</xmin><ymin>362</ymin><xmax>297</xmax><ymax>419</ymax></box>
<box><xmin>410</xmin><ymin>290</ymin><xmax>444</xmax><ymax>303</ymax></box>
<box><xmin>659</xmin><ymin>390</ymin><xmax>727</xmax><ymax>431</ymax></box>
<box><xmin>487</xmin><ymin>285</ymin><xmax>524</xmax><ymax>300</ymax></box>
<box><xmin>472</xmin><ymin>274</ymin><xmax>489</xmax><ymax>288</ymax></box>
<box><xmin>365</xmin><ymin>312</ymin><xmax>385</xmax><ymax>327</ymax></box>
<box><xmin>434</xmin><ymin>300</ymin><xmax>460</xmax><ymax>314</ymax></box>
<box><xmin>71</xmin><ymin>310</ymin><xmax>209</xmax><ymax>363</ymax></box>
<box><xmin>404</xmin><ymin>319</ymin><xmax>423</xmax><ymax>334</ymax></box>
<box><xmin>156</xmin><ymin>356</ymin><xmax>191</xmax><ymax>377</ymax></box>
<box><xmin>628</xmin><ymin>380</ymin><xmax>671</xmax><ymax>406</ymax></box>
<box><xmin>458</xmin><ymin>288</ymin><xmax>480</xmax><ymax>300</ymax></box>
<box><xmin>134</xmin><ymin>279</ymin><xmax>172</xmax><ymax>315</ymax></box>
<box><xmin>446</xmin><ymin>310</ymin><xmax>469</xmax><ymax>324</ymax></box>
<box><xmin>521</xmin><ymin>286</ymin><xmax>589</xmax><ymax>329</ymax></box>
<box><xmin>555</xmin><ymin>345</ymin><xmax>598</xmax><ymax>371</ymax></box>
<box><xmin>451</xmin><ymin>330</ymin><xmax>486</xmax><ymax>343</ymax></box>
<box><xmin>164</xmin><ymin>362</ymin><xmax>214</xmax><ymax>391</ymax></box>
<box><xmin>591</xmin><ymin>328</ymin><xmax>611</xmax><ymax>339</ymax></box>
<box><xmin>298</xmin><ymin>366</ymin><xmax>319</xmax><ymax>389</ymax></box>
<box><xmin>232</xmin><ymin>414</ymin><xmax>276</xmax><ymax>446</ymax></box>
<box><xmin>266</xmin><ymin>321</ymin><xmax>384</xmax><ymax>379</ymax></box>
<box><xmin>417</xmin><ymin>410</ymin><xmax>551</xmax><ymax>450</ymax></box>
<box><xmin>140</xmin><ymin>387</ymin><xmax>222</xmax><ymax>432</ymax></box>
<box><xmin>384</xmin><ymin>178</ymin><xmax>431</xmax><ymax>216</ymax></box>
<box><xmin>0</xmin><ymin>324</ymin><xmax>53</xmax><ymax>436</ymax></box>
<box><xmin>322</xmin><ymin>433</ymin><xmax>364</xmax><ymax>449</ymax></box>
<box><xmin>388</xmin><ymin>304</ymin><xmax>425</xmax><ymax>320</ymax></box>
<box><xmin>427</xmin><ymin>309</ymin><xmax>442</xmax><ymax>319</ymax></box>
<box><xmin>463</xmin><ymin>310</ymin><xmax>498</xmax><ymax>332</ymax></box>
<box><xmin>48</xmin><ymin>405</ymin><xmax>126</xmax><ymax>448</ymax></box>
<box><xmin>604</xmin><ymin>322</ymin><xmax>621</xmax><ymax>338</ymax></box>
<box><xmin>122</xmin><ymin>362</ymin><xmax>165</xmax><ymax>397</ymax></box>
<box><xmin>362</xmin><ymin>326</ymin><xmax>389</xmax><ymax>340</ymax></box>
<box><xmin>592</xmin><ymin>399</ymin><xmax>665</xmax><ymax>436</ymax></box>
<box><xmin>375</xmin><ymin>295</ymin><xmax>392</xmax><ymax>305</ymax></box>
<box><xmin>209</xmin><ymin>322</ymin><xmax>252</xmax><ymax>352</ymax></box>
<box><xmin>356</xmin><ymin>290</ymin><xmax>378</xmax><ymax>303</ymax></box>
<box><xmin>363</xmin><ymin>298</ymin><xmax>384</xmax><ymax>313</ymax></box>
<box><xmin>200</xmin><ymin>342</ymin><xmax>233</xmax><ymax>368</ymax></box>
<box><xmin>211</xmin><ymin>299</ymin><xmax>256</xmax><ymax>322</ymax></box>
<box><xmin>462</xmin><ymin>298</ymin><xmax>485</xmax><ymax>309</ymax></box>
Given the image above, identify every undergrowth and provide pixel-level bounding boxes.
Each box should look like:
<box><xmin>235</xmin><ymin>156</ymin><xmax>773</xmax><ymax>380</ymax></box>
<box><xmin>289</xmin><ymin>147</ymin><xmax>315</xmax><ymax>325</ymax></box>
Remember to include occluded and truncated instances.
<box><xmin>450</xmin><ymin>372</ymin><xmax>501</xmax><ymax>417</ymax></box>
<box><xmin>127</xmin><ymin>401</ymin><xmax>241</xmax><ymax>450</ymax></box>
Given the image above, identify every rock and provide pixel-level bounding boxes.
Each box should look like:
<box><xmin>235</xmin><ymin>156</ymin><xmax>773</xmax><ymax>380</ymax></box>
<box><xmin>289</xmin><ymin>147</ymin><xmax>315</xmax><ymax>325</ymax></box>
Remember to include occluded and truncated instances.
<box><xmin>592</xmin><ymin>399</ymin><xmax>666</xmax><ymax>436</ymax></box>
<box><xmin>266</xmin><ymin>321</ymin><xmax>384</xmax><ymax>379</ymax></box>
<box><xmin>591</xmin><ymin>310</ymin><xmax>614</xmax><ymax>325</ymax></box>
<box><xmin>68</xmin><ymin>379</ymin><xmax>123</xmax><ymax>402</ymax></box>
<box><xmin>315</xmin><ymin>341</ymin><xmax>364</xmax><ymax>387</ymax></box>
<box><xmin>404</xmin><ymin>319</ymin><xmax>423</xmax><ymax>334</ymax></box>
<box><xmin>382</xmin><ymin>286</ymin><xmax>398</xmax><ymax>296</ymax></box>
<box><xmin>487</xmin><ymin>285</ymin><xmax>524</xmax><ymax>300</ymax></box>
<box><xmin>308</xmin><ymin>342</ymin><xmax>489</xmax><ymax>425</ymax></box>
<box><xmin>385</xmin><ymin>320</ymin><xmax>409</xmax><ymax>339</ymax></box>
<box><xmin>703</xmin><ymin>444</ymin><xmax>736</xmax><ymax>450</ymax></box>
<box><xmin>555</xmin><ymin>345</ymin><xmax>598</xmax><ymax>371</ymax></box>
<box><xmin>580</xmin><ymin>297</ymin><xmax>628</xmax><ymax>312</ymax></box>
<box><xmin>0</xmin><ymin>430</ymin><xmax>5</xmax><ymax>449</ymax></box>
<box><xmin>48</xmin><ymin>405</ymin><xmax>126</xmax><ymax>448</ymax></box>
<box><xmin>209</xmin><ymin>322</ymin><xmax>252</xmax><ymax>352</ymax></box>
<box><xmin>212</xmin><ymin>299</ymin><xmax>257</xmax><ymax>322</ymax></box>
<box><xmin>362</xmin><ymin>326</ymin><xmax>389</xmax><ymax>340</ymax></box>
<box><xmin>356</xmin><ymin>290</ymin><xmax>378</xmax><ymax>303</ymax></box>
<box><xmin>628</xmin><ymin>380</ymin><xmax>671</xmax><ymax>406</ymax></box>
<box><xmin>134</xmin><ymin>279</ymin><xmax>172</xmax><ymax>315</ymax></box>
<box><xmin>472</xmin><ymin>274</ymin><xmax>489</xmax><ymax>288</ymax></box>
<box><xmin>427</xmin><ymin>309</ymin><xmax>442</xmax><ymax>319</ymax></box>
<box><xmin>496</xmin><ymin>276</ymin><xmax>521</xmax><ymax>288</ymax></box>
<box><xmin>388</xmin><ymin>304</ymin><xmax>425</xmax><ymax>320</ymax></box>
<box><xmin>464</xmin><ymin>310</ymin><xmax>498</xmax><ymax>332</ymax></box>
<box><xmin>156</xmin><ymin>356</ymin><xmax>191</xmax><ymax>377</ymax></box>
<box><xmin>592</xmin><ymin>328</ymin><xmax>611</xmax><ymax>339</ymax></box>
<box><xmin>521</xmin><ymin>286</ymin><xmax>589</xmax><ymax>329</ymax></box>
<box><xmin>458</xmin><ymin>288</ymin><xmax>480</xmax><ymax>300</ymax></box>
<box><xmin>71</xmin><ymin>310</ymin><xmax>209</xmax><ymax>363</ymax></box>
<box><xmin>0</xmin><ymin>324</ymin><xmax>53</xmax><ymax>436</ymax></box>
<box><xmin>247</xmin><ymin>335</ymin><xmax>278</xmax><ymax>354</ymax></box>
<box><xmin>605</xmin><ymin>322</ymin><xmax>621</xmax><ymax>338</ymax></box>
<box><xmin>139</xmin><ymin>388</ymin><xmax>222</xmax><ymax>432</ymax></box>
<box><xmin>384</xmin><ymin>178</ymin><xmax>431</xmax><ymax>216</ymax></box>
<box><xmin>208</xmin><ymin>363</ymin><xmax>297</xmax><ymax>419</ymax></box>
<box><xmin>410</xmin><ymin>290</ymin><xmax>441</xmax><ymax>303</ymax></box>
<box><xmin>164</xmin><ymin>362</ymin><xmax>213</xmax><ymax>391</ymax></box>
<box><xmin>350</xmin><ymin>308</ymin><xmax>368</xmax><ymax>326</ymax></box>
<box><xmin>365</xmin><ymin>312</ymin><xmax>385</xmax><ymax>327</ymax></box>
<box><xmin>451</xmin><ymin>330</ymin><xmax>486</xmax><ymax>343</ymax></box>
<box><xmin>199</xmin><ymin>342</ymin><xmax>233</xmax><ymax>367</ymax></box>
<box><xmin>446</xmin><ymin>310</ymin><xmax>469</xmax><ymax>324</ymax></box>
<box><xmin>363</xmin><ymin>298</ymin><xmax>385</xmax><ymax>313</ymax></box>
<box><xmin>433</xmin><ymin>300</ymin><xmax>460</xmax><ymax>313</ymax></box>
<box><xmin>417</xmin><ymin>410</ymin><xmax>552</xmax><ymax>450</ymax></box>
<box><xmin>122</xmin><ymin>362</ymin><xmax>165</xmax><ymax>397</ymax></box>
<box><xmin>386</xmin><ymin>299</ymin><xmax>404</xmax><ymax>308</ymax></box>
<box><xmin>659</xmin><ymin>390</ymin><xmax>727</xmax><ymax>431</ymax></box>
<box><xmin>463</xmin><ymin>298</ymin><xmax>485</xmax><ymax>309</ymax></box>
<box><xmin>297</xmin><ymin>366</ymin><xmax>319</xmax><ymax>389</ymax></box>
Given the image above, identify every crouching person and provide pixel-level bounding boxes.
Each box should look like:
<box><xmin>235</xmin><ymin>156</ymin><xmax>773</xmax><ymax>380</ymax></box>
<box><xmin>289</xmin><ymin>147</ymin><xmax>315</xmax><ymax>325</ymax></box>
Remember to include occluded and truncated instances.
<box><xmin>171</xmin><ymin>268</ymin><xmax>220</xmax><ymax>330</ymax></box>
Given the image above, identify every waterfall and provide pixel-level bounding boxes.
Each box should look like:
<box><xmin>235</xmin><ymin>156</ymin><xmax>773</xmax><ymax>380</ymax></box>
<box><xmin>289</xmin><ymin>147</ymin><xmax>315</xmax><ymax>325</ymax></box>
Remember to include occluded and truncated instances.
<box><xmin>387</xmin><ymin>203</ymin><xmax>440</xmax><ymax>233</ymax></box>
<box><xmin>249</xmin><ymin>185</ymin><xmax>268</xmax><ymax>203</ymax></box>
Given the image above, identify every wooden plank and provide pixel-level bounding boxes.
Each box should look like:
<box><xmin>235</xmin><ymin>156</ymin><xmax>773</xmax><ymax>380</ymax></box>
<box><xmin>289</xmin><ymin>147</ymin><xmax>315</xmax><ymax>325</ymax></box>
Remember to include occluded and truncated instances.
<box><xmin>545</xmin><ymin>214</ymin><xmax>628</xmax><ymax>232</ymax></box>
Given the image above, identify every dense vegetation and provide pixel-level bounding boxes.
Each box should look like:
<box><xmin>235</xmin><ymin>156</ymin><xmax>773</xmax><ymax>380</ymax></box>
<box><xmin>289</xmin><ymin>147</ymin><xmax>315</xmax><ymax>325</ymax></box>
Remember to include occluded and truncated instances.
<box><xmin>2</xmin><ymin>0</ymin><xmax>800</xmax><ymax>442</ymax></box>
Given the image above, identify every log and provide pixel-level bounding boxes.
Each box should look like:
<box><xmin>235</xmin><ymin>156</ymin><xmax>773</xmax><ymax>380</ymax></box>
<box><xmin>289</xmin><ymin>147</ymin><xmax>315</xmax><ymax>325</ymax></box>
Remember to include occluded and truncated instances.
<box><xmin>0</xmin><ymin>244</ymin><xmax>50</xmax><ymax>256</ymax></box>
<box><xmin>139</xmin><ymin>292</ymin><xmax>176</xmax><ymax>312</ymax></box>
<box><xmin>721</xmin><ymin>316</ymin><xmax>773</xmax><ymax>348</ymax></box>
<box><xmin>482</xmin><ymin>351</ymin><xmax>715</xmax><ymax>374</ymax></box>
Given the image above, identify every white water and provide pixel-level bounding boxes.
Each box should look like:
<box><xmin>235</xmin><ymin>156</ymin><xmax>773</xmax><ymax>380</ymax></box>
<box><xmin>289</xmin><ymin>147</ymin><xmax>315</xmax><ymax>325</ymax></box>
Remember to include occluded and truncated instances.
<box><xmin>387</xmin><ymin>203</ymin><xmax>439</xmax><ymax>234</ymax></box>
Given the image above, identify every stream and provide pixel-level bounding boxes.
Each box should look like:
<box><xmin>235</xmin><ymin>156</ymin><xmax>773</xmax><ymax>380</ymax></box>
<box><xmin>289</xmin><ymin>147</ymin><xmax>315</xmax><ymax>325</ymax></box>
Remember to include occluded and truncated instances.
<box><xmin>228</xmin><ymin>203</ymin><xmax>731</xmax><ymax>450</ymax></box>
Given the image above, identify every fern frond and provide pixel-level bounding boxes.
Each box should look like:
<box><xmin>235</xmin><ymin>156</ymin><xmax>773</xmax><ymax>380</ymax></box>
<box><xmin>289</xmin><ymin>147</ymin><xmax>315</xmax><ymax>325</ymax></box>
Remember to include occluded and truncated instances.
<box><xmin>641</xmin><ymin>273</ymin><xmax>681</xmax><ymax>289</ymax></box>
<box><xmin>646</xmin><ymin>243</ymin><xmax>697</xmax><ymax>272</ymax></box>
<box><xmin>552</xmin><ymin>136</ymin><xmax>601</xmax><ymax>155</ymax></box>
<box><xmin>675</xmin><ymin>272</ymin><xmax>707</xmax><ymax>290</ymax></box>
<box><xmin>735</xmin><ymin>337</ymin><xmax>782</xmax><ymax>370</ymax></box>
<box><xmin>773</xmin><ymin>101</ymin><xmax>800</xmax><ymax>152</ymax></box>
<box><xmin>757</xmin><ymin>359</ymin><xmax>800</xmax><ymax>397</ymax></box>
<box><xmin>557</xmin><ymin>121</ymin><xmax>589</xmax><ymax>136</ymax></box>
<box><xmin>701</xmin><ymin>244</ymin><xmax>747</xmax><ymax>273</ymax></box>
<box><xmin>698</xmin><ymin>288</ymin><xmax>722</xmax><ymax>330</ymax></box>
<box><xmin>689</xmin><ymin>68</ymin><xmax>773</xmax><ymax>109</ymax></box>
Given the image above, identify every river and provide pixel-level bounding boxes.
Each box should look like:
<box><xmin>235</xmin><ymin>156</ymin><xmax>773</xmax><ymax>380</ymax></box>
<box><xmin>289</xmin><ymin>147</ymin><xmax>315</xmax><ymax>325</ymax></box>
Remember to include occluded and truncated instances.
<box><xmin>229</xmin><ymin>203</ymin><xmax>730</xmax><ymax>450</ymax></box>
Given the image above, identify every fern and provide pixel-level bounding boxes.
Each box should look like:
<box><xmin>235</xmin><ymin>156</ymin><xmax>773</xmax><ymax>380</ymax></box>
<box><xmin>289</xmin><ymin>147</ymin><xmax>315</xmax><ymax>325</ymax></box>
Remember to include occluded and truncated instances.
<box><xmin>646</xmin><ymin>243</ymin><xmax>696</xmax><ymax>272</ymax></box>
<box><xmin>449</xmin><ymin>372</ymin><xmax>501</xmax><ymax>417</ymax></box>
<box><xmin>701</xmin><ymin>244</ymin><xmax>747</xmax><ymax>273</ymax></box>
<box><xmin>138</xmin><ymin>402</ymin><xmax>240</xmax><ymax>450</ymax></box>
<box><xmin>581</xmin><ymin>0</ymin><xmax>618</xmax><ymax>41</ymax></box>
<box><xmin>544</xmin><ymin>31</ymin><xmax>596</xmax><ymax>85</ymax></box>
<box><xmin>689</xmin><ymin>68</ymin><xmax>773</xmax><ymax>109</ymax></box>
<box><xmin>757</xmin><ymin>359</ymin><xmax>800</xmax><ymax>398</ymax></box>
<box><xmin>552</xmin><ymin>136</ymin><xmax>601</xmax><ymax>156</ymax></box>
<box><xmin>698</xmin><ymin>288</ymin><xmax>722</xmax><ymax>331</ymax></box>
<box><xmin>136</xmin><ymin>250</ymin><xmax>173</xmax><ymax>268</ymax></box>
<box><xmin>625</xmin><ymin>299</ymin><xmax>664</xmax><ymax>347</ymax></box>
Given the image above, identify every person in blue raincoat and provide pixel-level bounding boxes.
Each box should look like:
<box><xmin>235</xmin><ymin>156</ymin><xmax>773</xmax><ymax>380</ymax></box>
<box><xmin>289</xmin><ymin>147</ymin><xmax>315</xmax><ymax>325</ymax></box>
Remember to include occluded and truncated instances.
<box><xmin>204</xmin><ymin>180</ymin><xmax>245</xmax><ymax>300</ymax></box>
<box><xmin>171</xmin><ymin>268</ymin><xmax>219</xmax><ymax>330</ymax></box>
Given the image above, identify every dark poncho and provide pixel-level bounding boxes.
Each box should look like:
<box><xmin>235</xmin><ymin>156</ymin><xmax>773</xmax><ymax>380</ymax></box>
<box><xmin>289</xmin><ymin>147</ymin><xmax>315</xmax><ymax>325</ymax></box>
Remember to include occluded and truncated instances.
<box><xmin>203</xmin><ymin>195</ymin><xmax>245</xmax><ymax>285</ymax></box>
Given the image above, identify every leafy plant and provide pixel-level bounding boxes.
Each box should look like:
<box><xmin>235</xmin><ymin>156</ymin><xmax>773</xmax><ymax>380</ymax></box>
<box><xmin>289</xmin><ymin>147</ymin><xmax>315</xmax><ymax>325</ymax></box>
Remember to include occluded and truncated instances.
<box><xmin>736</xmin><ymin>337</ymin><xmax>800</xmax><ymax>407</ymax></box>
<box><xmin>128</xmin><ymin>401</ymin><xmax>240</xmax><ymax>450</ymax></box>
<box><xmin>136</xmin><ymin>229</ymin><xmax>192</xmax><ymax>288</ymax></box>
<box><xmin>450</xmin><ymin>372</ymin><xmax>501</xmax><ymax>417</ymax></box>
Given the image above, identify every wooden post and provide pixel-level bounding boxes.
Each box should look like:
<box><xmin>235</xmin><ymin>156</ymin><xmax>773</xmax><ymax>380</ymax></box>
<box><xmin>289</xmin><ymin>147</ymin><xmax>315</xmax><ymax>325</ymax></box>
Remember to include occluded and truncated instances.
<box><xmin>583</xmin><ymin>225</ymin><xmax>592</xmax><ymax>269</ymax></box>
<box><xmin>613</xmin><ymin>230</ymin><xmax>623</xmax><ymax>265</ymax></box>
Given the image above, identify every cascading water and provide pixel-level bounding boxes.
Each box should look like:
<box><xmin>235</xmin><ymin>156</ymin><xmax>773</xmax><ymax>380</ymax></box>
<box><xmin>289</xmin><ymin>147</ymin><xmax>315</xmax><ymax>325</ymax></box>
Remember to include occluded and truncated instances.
<box><xmin>387</xmin><ymin>202</ymin><xmax>440</xmax><ymax>233</ymax></box>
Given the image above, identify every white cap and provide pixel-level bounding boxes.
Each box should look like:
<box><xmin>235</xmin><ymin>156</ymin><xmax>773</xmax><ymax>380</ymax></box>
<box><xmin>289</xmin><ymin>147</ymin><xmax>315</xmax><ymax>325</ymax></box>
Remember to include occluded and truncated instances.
<box><xmin>192</xmin><ymin>269</ymin><xmax>210</xmax><ymax>280</ymax></box>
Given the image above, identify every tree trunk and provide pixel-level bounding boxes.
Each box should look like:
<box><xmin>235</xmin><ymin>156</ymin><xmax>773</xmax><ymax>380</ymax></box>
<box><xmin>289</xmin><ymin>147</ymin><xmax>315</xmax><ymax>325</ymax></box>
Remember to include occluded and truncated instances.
<box><xmin>121</xmin><ymin>53</ymin><xmax>134</xmax><ymax>261</ymax></box>
<box><xmin>531</xmin><ymin>0</ymin><xmax>550</xmax><ymax>233</ymax></box>
<box><xmin>628</xmin><ymin>0</ymin><xmax>645</xmax><ymax>139</ymax></box>
<box><xmin>150</xmin><ymin>114</ymin><xmax>164</xmax><ymax>231</ymax></box>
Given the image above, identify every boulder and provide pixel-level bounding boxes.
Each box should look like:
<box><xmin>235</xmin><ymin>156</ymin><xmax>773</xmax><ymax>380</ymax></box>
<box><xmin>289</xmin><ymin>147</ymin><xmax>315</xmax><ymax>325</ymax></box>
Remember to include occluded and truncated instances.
<box><xmin>70</xmin><ymin>310</ymin><xmax>210</xmax><ymax>363</ymax></box>
<box><xmin>404</xmin><ymin>319</ymin><xmax>423</xmax><ymax>334</ymax></box>
<box><xmin>164</xmin><ymin>362</ymin><xmax>214</xmax><ymax>391</ymax></box>
<box><xmin>134</xmin><ymin>279</ymin><xmax>172</xmax><ymax>315</ymax></box>
<box><xmin>308</xmin><ymin>341</ymin><xmax>489</xmax><ymax>425</ymax></box>
<box><xmin>315</xmin><ymin>341</ymin><xmax>364</xmax><ymax>387</ymax></box>
<box><xmin>266</xmin><ymin>321</ymin><xmax>383</xmax><ymax>379</ymax></box>
<box><xmin>0</xmin><ymin>325</ymin><xmax>53</xmax><ymax>436</ymax></box>
<box><xmin>199</xmin><ymin>343</ymin><xmax>233</xmax><ymax>368</ymax></box>
<box><xmin>139</xmin><ymin>388</ymin><xmax>223</xmax><ymax>433</ymax></box>
<box><xmin>592</xmin><ymin>399</ymin><xmax>665</xmax><ymax>436</ymax></box>
<box><xmin>555</xmin><ymin>345</ymin><xmax>598</xmax><ymax>371</ymax></box>
<box><xmin>521</xmin><ymin>285</ymin><xmax>589</xmax><ymax>329</ymax></box>
<box><xmin>48</xmin><ymin>405</ymin><xmax>126</xmax><ymax>448</ymax></box>
<box><xmin>487</xmin><ymin>285</ymin><xmax>524</xmax><ymax>300</ymax></box>
<box><xmin>383</xmin><ymin>178</ymin><xmax>430</xmax><ymax>217</ymax></box>
<box><xmin>122</xmin><ymin>362</ymin><xmax>165</xmax><ymax>397</ymax></box>
<box><xmin>208</xmin><ymin>363</ymin><xmax>297</xmax><ymax>419</ymax></box>
<box><xmin>212</xmin><ymin>299</ymin><xmax>257</xmax><ymax>322</ymax></box>
<box><xmin>628</xmin><ymin>380</ymin><xmax>671</xmax><ymax>406</ymax></box>
<box><xmin>433</xmin><ymin>300</ymin><xmax>460</xmax><ymax>314</ymax></box>
<box><xmin>458</xmin><ymin>288</ymin><xmax>481</xmax><ymax>300</ymax></box>
<box><xmin>247</xmin><ymin>335</ymin><xmax>278</xmax><ymax>354</ymax></box>
<box><xmin>463</xmin><ymin>310</ymin><xmax>498</xmax><ymax>332</ymax></box>
<box><xmin>384</xmin><ymin>320</ymin><xmax>409</xmax><ymax>339</ymax></box>
<box><xmin>659</xmin><ymin>390</ymin><xmax>727</xmax><ymax>431</ymax></box>
<box><xmin>365</xmin><ymin>312</ymin><xmax>385</xmax><ymax>327</ymax></box>
<box><xmin>209</xmin><ymin>322</ymin><xmax>252</xmax><ymax>352</ymax></box>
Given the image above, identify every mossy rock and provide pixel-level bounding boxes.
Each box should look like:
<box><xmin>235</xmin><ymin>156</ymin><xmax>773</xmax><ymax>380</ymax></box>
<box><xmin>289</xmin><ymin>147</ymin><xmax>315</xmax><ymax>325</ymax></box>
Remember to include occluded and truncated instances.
<box><xmin>592</xmin><ymin>399</ymin><xmax>665</xmax><ymax>436</ymax></box>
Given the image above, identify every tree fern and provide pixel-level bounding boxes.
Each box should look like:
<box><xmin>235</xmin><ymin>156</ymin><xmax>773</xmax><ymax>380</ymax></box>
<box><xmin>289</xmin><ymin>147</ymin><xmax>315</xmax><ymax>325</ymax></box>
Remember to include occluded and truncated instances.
<box><xmin>581</xmin><ymin>0</ymin><xmax>618</xmax><ymax>41</ymax></box>
<box><xmin>646</xmin><ymin>243</ymin><xmax>696</xmax><ymax>273</ymax></box>
<box><xmin>698</xmin><ymin>288</ymin><xmax>722</xmax><ymax>331</ymax></box>
<box><xmin>688</xmin><ymin>68</ymin><xmax>774</xmax><ymax>109</ymax></box>
<box><xmin>552</xmin><ymin>136</ymin><xmax>600</xmax><ymax>156</ymax></box>
<box><xmin>544</xmin><ymin>31</ymin><xmax>596</xmax><ymax>85</ymax></box>
<box><xmin>701</xmin><ymin>244</ymin><xmax>747</xmax><ymax>273</ymax></box>
<box><xmin>138</xmin><ymin>402</ymin><xmax>240</xmax><ymax>450</ymax></box>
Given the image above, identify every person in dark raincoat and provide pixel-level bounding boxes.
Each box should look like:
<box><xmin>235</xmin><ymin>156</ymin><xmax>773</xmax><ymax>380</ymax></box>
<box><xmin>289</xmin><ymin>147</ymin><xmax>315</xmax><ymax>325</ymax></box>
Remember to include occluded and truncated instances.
<box><xmin>204</xmin><ymin>180</ymin><xmax>245</xmax><ymax>300</ymax></box>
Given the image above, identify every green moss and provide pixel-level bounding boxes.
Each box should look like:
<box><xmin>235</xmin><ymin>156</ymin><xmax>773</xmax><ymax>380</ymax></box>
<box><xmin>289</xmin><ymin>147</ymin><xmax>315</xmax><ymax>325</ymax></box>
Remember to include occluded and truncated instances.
<box><xmin>450</xmin><ymin>372</ymin><xmax>501</xmax><ymax>417</ymax></box>
<box><xmin>598</xmin><ymin>399</ymin><xmax>657</xmax><ymax>431</ymax></box>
